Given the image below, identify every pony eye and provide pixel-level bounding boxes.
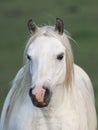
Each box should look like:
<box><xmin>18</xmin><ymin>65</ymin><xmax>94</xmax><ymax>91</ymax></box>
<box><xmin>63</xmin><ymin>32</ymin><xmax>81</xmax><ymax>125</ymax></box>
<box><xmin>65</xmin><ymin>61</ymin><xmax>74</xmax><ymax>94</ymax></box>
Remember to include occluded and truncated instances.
<box><xmin>27</xmin><ymin>55</ymin><xmax>31</xmax><ymax>61</ymax></box>
<box><xmin>57</xmin><ymin>53</ymin><xmax>64</xmax><ymax>60</ymax></box>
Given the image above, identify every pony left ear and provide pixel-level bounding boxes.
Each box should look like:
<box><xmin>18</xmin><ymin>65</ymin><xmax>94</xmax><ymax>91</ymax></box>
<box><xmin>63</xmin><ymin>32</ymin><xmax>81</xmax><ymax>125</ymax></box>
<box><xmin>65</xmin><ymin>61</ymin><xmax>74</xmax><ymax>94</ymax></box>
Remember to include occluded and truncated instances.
<box><xmin>27</xmin><ymin>19</ymin><xmax>38</xmax><ymax>34</ymax></box>
<box><xmin>55</xmin><ymin>18</ymin><xmax>64</xmax><ymax>35</ymax></box>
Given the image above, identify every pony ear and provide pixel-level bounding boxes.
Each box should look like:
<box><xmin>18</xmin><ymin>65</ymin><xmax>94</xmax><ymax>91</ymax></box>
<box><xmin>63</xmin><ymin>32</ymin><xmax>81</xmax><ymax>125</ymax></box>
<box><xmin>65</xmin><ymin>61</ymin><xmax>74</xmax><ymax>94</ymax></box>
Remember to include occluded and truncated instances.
<box><xmin>55</xmin><ymin>18</ymin><xmax>64</xmax><ymax>35</ymax></box>
<box><xmin>27</xmin><ymin>19</ymin><xmax>38</xmax><ymax>34</ymax></box>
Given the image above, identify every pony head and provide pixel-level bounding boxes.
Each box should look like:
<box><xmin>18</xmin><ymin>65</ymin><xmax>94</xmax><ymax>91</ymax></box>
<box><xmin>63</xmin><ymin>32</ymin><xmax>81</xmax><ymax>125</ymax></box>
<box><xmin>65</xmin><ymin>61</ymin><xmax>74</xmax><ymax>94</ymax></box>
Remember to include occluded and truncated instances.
<box><xmin>25</xmin><ymin>18</ymin><xmax>74</xmax><ymax>108</ymax></box>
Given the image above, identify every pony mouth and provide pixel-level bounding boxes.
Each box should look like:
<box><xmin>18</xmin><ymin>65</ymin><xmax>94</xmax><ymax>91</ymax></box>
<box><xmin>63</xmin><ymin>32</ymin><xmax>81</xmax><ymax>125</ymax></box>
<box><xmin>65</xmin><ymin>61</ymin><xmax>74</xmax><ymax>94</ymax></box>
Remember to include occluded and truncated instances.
<box><xmin>29</xmin><ymin>88</ymin><xmax>52</xmax><ymax>108</ymax></box>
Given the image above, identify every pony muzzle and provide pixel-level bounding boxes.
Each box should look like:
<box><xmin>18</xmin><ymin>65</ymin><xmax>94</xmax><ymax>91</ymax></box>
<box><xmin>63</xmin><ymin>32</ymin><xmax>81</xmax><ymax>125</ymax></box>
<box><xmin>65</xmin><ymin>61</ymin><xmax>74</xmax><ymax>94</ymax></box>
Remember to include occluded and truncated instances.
<box><xmin>29</xmin><ymin>86</ymin><xmax>52</xmax><ymax>108</ymax></box>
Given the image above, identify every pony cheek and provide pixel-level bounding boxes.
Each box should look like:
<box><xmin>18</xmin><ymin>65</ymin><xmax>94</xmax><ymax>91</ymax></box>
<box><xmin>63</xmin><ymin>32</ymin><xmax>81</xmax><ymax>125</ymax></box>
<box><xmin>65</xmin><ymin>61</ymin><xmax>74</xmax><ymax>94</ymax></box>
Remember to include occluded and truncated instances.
<box><xmin>54</xmin><ymin>67</ymin><xmax>66</xmax><ymax>85</ymax></box>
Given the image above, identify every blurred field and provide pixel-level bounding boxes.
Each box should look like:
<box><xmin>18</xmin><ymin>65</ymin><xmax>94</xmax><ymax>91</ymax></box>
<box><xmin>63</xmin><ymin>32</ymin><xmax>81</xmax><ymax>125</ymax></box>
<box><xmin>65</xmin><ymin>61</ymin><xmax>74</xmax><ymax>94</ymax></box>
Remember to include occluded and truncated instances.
<box><xmin>0</xmin><ymin>0</ymin><xmax>98</xmax><ymax>119</ymax></box>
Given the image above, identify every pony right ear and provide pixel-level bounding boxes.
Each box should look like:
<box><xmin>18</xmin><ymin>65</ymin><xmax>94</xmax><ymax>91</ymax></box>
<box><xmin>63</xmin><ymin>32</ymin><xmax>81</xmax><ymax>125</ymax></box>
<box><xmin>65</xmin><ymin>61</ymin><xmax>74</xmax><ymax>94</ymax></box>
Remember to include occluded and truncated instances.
<box><xmin>55</xmin><ymin>18</ymin><xmax>64</xmax><ymax>35</ymax></box>
<box><xmin>27</xmin><ymin>19</ymin><xmax>38</xmax><ymax>34</ymax></box>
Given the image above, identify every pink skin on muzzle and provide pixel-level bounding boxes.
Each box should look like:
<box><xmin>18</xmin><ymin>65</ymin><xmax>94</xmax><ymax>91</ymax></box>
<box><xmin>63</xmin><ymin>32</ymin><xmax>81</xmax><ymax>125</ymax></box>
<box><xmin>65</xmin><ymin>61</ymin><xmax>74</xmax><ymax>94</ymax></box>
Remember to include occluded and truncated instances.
<box><xmin>32</xmin><ymin>86</ymin><xmax>46</xmax><ymax>103</ymax></box>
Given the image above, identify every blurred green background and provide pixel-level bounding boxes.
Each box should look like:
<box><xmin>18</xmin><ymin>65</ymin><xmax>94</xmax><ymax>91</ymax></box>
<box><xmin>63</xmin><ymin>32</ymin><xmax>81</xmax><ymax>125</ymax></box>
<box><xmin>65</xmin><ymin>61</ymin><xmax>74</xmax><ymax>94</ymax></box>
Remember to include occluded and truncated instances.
<box><xmin>0</xmin><ymin>0</ymin><xmax>98</xmax><ymax>119</ymax></box>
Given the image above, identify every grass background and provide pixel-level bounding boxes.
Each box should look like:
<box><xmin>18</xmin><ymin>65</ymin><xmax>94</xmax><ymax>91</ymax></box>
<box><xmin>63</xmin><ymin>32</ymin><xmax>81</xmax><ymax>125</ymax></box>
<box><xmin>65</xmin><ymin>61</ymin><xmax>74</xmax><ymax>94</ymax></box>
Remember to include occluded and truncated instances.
<box><xmin>0</xmin><ymin>0</ymin><xmax>98</xmax><ymax>119</ymax></box>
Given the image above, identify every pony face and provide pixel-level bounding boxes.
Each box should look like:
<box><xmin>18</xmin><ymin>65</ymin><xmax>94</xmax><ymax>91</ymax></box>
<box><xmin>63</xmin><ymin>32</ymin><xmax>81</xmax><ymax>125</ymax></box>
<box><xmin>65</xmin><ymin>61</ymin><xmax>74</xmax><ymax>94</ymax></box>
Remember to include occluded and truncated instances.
<box><xmin>27</xmin><ymin>35</ymin><xmax>66</xmax><ymax>107</ymax></box>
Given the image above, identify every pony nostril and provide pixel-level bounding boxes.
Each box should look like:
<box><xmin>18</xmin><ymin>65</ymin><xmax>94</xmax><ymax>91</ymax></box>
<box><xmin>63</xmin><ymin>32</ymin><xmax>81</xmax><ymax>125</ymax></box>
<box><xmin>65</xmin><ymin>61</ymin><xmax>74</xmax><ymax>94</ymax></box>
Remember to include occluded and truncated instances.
<box><xmin>29</xmin><ymin>88</ymin><xmax>32</xmax><ymax>97</ymax></box>
<box><xmin>43</xmin><ymin>86</ymin><xmax>52</xmax><ymax>102</ymax></box>
<box><xmin>29</xmin><ymin>88</ymin><xmax>35</xmax><ymax>99</ymax></box>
